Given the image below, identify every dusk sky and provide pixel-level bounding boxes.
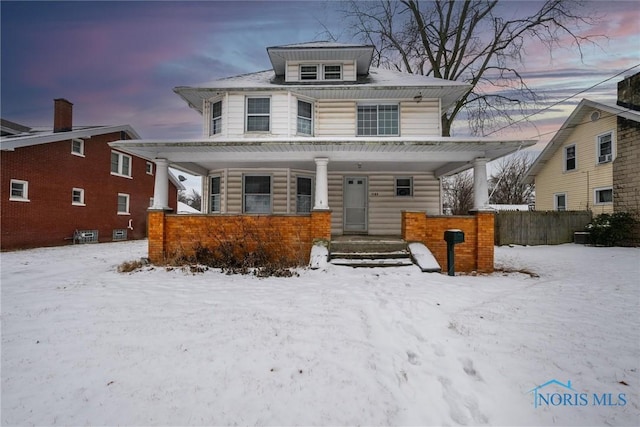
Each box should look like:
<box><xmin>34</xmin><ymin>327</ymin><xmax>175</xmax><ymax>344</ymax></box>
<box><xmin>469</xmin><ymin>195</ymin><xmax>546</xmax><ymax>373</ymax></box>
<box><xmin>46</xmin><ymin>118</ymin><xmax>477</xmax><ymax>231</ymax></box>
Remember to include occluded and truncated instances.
<box><xmin>2</xmin><ymin>0</ymin><xmax>639</xmax><ymax>148</ymax></box>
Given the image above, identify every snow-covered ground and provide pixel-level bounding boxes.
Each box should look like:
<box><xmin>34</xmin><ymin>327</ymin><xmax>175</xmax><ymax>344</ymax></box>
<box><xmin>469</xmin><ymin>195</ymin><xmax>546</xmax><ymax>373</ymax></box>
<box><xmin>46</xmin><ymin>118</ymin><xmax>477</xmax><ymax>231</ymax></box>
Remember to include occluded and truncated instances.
<box><xmin>1</xmin><ymin>240</ymin><xmax>639</xmax><ymax>426</ymax></box>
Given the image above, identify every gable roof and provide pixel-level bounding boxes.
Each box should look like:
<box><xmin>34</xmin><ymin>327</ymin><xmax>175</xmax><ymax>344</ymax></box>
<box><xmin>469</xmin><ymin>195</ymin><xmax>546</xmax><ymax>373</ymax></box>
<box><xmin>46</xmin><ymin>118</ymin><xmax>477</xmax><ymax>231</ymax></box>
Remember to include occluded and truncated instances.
<box><xmin>525</xmin><ymin>99</ymin><xmax>640</xmax><ymax>182</ymax></box>
<box><xmin>267</xmin><ymin>41</ymin><xmax>375</xmax><ymax>76</ymax></box>
<box><xmin>0</xmin><ymin>124</ymin><xmax>141</xmax><ymax>151</ymax></box>
<box><xmin>174</xmin><ymin>67</ymin><xmax>471</xmax><ymax>115</ymax></box>
<box><xmin>1</xmin><ymin>118</ymin><xmax>32</xmax><ymax>136</ymax></box>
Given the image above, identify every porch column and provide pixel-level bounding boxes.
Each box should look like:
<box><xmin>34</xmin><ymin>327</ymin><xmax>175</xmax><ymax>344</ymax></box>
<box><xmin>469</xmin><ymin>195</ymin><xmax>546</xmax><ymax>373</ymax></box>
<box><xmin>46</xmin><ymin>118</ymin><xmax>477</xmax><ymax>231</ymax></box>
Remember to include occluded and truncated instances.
<box><xmin>473</xmin><ymin>157</ymin><xmax>490</xmax><ymax>210</ymax></box>
<box><xmin>151</xmin><ymin>158</ymin><xmax>171</xmax><ymax>210</ymax></box>
<box><xmin>314</xmin><ymin>157</ymin><xmax>330</xmax><ymax>210</ymax></box>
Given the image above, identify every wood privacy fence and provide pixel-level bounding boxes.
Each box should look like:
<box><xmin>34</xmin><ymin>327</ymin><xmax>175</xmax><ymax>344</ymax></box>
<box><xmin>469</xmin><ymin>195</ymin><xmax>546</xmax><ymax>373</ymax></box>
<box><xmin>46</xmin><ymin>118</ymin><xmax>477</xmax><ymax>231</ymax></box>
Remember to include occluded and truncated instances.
<box><xmin>494</xmin><ymin>211</ymin><xmax>592</xmax><ymax>246</ymax></box>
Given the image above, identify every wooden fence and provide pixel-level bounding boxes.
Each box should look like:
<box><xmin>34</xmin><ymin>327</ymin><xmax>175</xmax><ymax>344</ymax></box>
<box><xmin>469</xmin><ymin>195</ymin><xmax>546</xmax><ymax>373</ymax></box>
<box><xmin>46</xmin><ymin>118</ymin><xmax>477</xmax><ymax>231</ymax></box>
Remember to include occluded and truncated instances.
<box><xmin>494</xmin><ymin>211</ymin><xmax>592</xmax><ymax>246</ymax></box>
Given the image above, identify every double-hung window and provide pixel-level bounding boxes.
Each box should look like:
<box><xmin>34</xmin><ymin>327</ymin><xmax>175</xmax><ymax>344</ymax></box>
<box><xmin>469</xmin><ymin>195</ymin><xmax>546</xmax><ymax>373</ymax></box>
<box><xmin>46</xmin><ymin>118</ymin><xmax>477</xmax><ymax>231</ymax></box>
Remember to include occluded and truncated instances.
<box><xmin>297</xmin><ymin>100</ymin><xmax>313</xmax><ymax>135</ymax></box>
<box><xmin>597</xmin><ymin>132</ymin><xmax>613</xmax><ymax>164</ymax></box>
<box><xmin>395</xmin><ymin>177</ymin><xmax>413</xmax><ymax>197</ymax></box>
<box><xmin>9</xmin><ymin>179</ymin><xmax>29</xmax><ymax>202</ymax></box>
<box><xmin>71</xmin><ymin>139</ymin><xmax>84</xmax><ymax>156</ymax></box>
<box><xmin>296</xmin><ymin>176</ymin><xmax>312</xmax><ymax>213</ymax></box>
<box><xmin>357</xmin><ymin>104</ymin><xmax>399</xmax><ymax>136</ymax></box>
<box><xmin>111</xmin><ymin>151</ymin><xmax>132</xmax><ymax>177</ymax></box>
<box><xmin>117</xmin><ymin>193</ymin><xmax>130</xmax><ymax>214</ymax></box>
<box><xmin>554</xmin><ymin>193</ymin><xmax>567</xmax><ymax>211</ymax></box>
<box><xmin>243</xmin><ymin>175</ymin><xmax>271</xmax><ymax>213</ymax></box>
<box><xmin>323</xmin><ymin>65</ymin><xmax>342</xmax><ymax>80</ymax></box>
<box><xmin>210</xmin><ymin>176</ymin><xmax>221</xmax><ymax>213</ymax></box>
<box><xmin>564</xmin><ymin>145</ymin><xmax>576</xmax><ymax>171</ymax></box>
<box><xmin>300</xmin><ymin>65</ymin><xmax>318</xmax><ymax>80</ymax></box>
<box><xmin>246</xmin><ymin>97</ymin><xmax>270</xmax><ymax>132</ymax></box>
<box><xmin>211</xmin><ymin>100</ymin><xmax>222</xmax><ymax>135</ymax></box>
<box><xmin>72</xmin><ymin>188</ymin><xmax>85</xmax><ymax>206</ymax></box>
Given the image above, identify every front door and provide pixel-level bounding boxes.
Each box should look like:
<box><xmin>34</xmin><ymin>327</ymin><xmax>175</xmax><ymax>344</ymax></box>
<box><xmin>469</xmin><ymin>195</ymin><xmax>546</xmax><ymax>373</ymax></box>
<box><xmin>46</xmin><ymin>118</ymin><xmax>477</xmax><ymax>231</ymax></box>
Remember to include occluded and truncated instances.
<box><xmin>343</xmin><ymin>176</ymin><xmax>368</xmax><ymax>233</ymax></box>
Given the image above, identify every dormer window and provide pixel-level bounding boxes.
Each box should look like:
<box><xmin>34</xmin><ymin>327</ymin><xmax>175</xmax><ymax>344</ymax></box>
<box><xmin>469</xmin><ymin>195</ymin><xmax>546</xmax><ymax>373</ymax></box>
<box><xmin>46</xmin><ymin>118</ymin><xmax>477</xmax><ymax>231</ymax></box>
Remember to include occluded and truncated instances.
<box><xmin>323</xmin><ymin>65</ymin><xmax>342</xmax><ymax>80</ymax></box>
<box><xmin>300</xmin><ymin>65</ymin><xmax>318</xmax><ymax>80</ymax></box>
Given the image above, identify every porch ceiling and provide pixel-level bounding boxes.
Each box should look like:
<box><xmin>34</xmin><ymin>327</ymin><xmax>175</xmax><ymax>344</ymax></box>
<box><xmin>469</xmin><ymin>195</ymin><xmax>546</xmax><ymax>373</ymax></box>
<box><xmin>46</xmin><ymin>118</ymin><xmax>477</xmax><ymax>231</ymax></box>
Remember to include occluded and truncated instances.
<box><xmin>110</xmin><ymin>137</ymin><xmax>535</xmax><ymax>177</ymax></box>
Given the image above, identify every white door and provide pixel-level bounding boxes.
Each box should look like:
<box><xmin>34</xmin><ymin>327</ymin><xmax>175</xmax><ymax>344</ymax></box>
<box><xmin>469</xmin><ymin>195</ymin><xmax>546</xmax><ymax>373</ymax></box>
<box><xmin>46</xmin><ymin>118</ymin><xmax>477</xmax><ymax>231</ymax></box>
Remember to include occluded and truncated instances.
<box><xmin>344</xmin><ymin>177</ymin><xmax>367</xmax><ymax>233</ymax></box>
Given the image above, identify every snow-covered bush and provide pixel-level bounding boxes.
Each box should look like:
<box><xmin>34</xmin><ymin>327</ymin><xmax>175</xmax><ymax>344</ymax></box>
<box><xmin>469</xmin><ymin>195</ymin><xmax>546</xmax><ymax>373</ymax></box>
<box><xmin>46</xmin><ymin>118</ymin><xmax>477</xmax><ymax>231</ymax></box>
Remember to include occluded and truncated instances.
<box><xmin>586</xmin><ymin>212</ymin><xmax>637</xmax><ymax>246</ymax></box>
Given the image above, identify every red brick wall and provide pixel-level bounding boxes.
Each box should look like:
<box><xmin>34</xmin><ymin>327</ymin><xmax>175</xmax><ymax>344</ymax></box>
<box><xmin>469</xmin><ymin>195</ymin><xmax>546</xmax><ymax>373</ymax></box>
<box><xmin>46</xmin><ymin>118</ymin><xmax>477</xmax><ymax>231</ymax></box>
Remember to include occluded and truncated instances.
<box><xmin>402</xmin><ymin>210</ymin><xmax>495</xmax><ymax>273</ymax></box>
<box><xmin>1</xmin><ymin>132</ymin><xmax>179</xmax><ymax>250</ymax></box>
<box><xmin>148</xmin><ymin>212</ymin><xmax>316</xmax><ymax>265</ymax></box>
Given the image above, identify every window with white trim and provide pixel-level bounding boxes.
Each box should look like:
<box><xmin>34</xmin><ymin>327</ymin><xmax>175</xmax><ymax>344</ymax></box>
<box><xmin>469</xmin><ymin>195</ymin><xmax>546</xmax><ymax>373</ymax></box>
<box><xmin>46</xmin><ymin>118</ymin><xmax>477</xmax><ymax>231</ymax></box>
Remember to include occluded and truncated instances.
<box><xmin>117</xmin><ymin>193</ymin><xmax>130</xmax><ymax>214</ymax></box>
<box><xmin>357</xmin><ymin>104</ymin><xmax>399</xmax><ymax>136</ymax></box>
<box><xmin>210</xmin><ymin>176</ymin><xmax>221</xmax><ymax>213</ymax></box>
<box><xmin>243</xmin><ymin>175</ymin><xmax>271</xmax><ymax>213</ymax></box>
<box><xmin>323</xmin><ymin>64</ymin><xmax>342</xmax><ymax>80</ymax></box>
<box><xmin>300</xmin><ymin>65</ymin><xmax>318</xmax><ymax>80</ymax></box>
<box><xmin>395</xmin><ymin>177</ymin><xmax>413</xmax><ymax>197</ymax></box>
<box><xmin>594</xmin><ymin>187</ymin><xmax>613</xmax><ymax>204</ymax></box>
<box><xmin>71</xmin><ymin>139</ymin><xmax>84</xmax><ymax>156</ymax></box>
<box><xmin>296</xmin><ymin>176</ymin><xmax>312</xmax><ymax>213</ymax></box>
<box><xmin>72</xmin><ymin>188</ymin><xmax>85</xmax><ymax>206</ymax></box>
<box><xmin>246</xmin><ymin>97</ymin><xmax>270</xmax><ymax>132</ymax></box>
<box><xmin>554</xmin><ymin>193</ymin><xmax>567</xmax><ymax>211</ymax></box>
<box><xmin>111</xmin><ymin>151</ymin><xmax>132</xmax><ymax>177</ymax></box>
<box><xmin>597</xmin><ymin>132</ymin><xmax>613</xmax><ymax>164</ymax></box>
<box><xmin>564</xmin><ymin>144</ymin><xmax>576</xmax><ymax>171</ymax></box>
<box><xmin>9</xmin><ymin>179</ymin><xmax>29</xmax><ymax>202</ymax></box>
<box><xmin>297</xmin><ymin>100</ymin><xmax>313</xmax><ymax>135</ymax></box>
<box><xmin>146</xmin><ymin>162</ymin><xmax>153</xmax><ymax>175</ymax></box>
<box><xmin>211</xmin><ymin>100</ymin><xmax>222</xmax><ymax>135</ymax></box>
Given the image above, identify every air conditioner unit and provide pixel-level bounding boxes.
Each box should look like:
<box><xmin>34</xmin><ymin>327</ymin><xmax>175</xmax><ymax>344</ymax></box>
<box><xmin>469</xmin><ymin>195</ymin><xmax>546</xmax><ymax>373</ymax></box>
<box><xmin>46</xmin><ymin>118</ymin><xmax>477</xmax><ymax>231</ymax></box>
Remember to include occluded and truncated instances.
<box><xmin>599</xmin><ymin>154</ymin><xmax>612</xmax><ymax>163</ymax></box>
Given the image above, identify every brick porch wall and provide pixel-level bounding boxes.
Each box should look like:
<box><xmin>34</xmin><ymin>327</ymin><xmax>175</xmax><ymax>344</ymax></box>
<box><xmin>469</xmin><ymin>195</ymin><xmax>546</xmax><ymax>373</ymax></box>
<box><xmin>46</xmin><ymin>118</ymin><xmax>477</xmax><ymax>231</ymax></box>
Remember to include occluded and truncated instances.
<box><xmin>148</xmin><ymin>211</ymin><xmax>331</xmax><ymax>265</ymax></box>
<box><xmin>402</xmin><ymin>210</ymin><xmax>495</xmax><ymax>273</ymax></box>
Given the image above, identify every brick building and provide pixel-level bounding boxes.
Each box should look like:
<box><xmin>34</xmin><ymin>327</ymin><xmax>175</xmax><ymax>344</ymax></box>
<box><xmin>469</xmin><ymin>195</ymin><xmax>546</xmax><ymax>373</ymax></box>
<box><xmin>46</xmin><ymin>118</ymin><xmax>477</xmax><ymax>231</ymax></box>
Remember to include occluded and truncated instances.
<box><xmin>1</xmin><ymin>99</ymin><xmax>182</xmax><ymax>250</ymax></box>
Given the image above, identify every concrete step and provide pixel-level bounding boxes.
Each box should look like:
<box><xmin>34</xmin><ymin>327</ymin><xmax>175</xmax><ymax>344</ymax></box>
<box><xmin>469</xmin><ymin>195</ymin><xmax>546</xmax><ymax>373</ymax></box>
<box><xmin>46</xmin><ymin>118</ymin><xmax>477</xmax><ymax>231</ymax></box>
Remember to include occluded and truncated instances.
<box><xmin>330</xmin><ymin>257</ymin><xmax>415</xmax><ymax>268</ymax></box>
<box><xmin>330</xmin><ymin>250</ymin><xmax>410</xmax><ymax>260</ymax></box>
<box><xmin>329</xmin><ymin>237</ymin><xmax>413</xmax><ymax>268</ymax></box>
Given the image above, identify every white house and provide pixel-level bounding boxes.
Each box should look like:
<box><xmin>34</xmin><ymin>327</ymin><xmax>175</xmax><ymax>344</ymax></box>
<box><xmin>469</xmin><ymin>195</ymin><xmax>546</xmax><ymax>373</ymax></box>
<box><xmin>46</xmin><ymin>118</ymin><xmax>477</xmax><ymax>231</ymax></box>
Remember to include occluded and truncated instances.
<box><xmin>111</xmin><ymin>42</ymin><xmax>535</xmax><ymax>271</ymax></box>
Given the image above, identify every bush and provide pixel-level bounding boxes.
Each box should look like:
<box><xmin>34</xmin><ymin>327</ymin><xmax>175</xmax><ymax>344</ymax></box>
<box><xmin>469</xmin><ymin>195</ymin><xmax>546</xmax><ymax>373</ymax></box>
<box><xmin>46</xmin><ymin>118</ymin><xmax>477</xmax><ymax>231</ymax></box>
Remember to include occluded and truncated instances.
<box><xmin>585</xmin><ymin>212</ymin><xmax>637</xmax><ymax>246</ymax></box>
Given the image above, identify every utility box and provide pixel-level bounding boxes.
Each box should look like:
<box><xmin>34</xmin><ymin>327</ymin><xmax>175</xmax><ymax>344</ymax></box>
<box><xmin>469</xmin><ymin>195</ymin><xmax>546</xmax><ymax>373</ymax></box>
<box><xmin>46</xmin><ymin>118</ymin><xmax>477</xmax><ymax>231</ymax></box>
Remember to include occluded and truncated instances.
<box><xmin>444</xmin><ymin>229</ymin><xmax>465</xmax><ymax>276</ymax></box>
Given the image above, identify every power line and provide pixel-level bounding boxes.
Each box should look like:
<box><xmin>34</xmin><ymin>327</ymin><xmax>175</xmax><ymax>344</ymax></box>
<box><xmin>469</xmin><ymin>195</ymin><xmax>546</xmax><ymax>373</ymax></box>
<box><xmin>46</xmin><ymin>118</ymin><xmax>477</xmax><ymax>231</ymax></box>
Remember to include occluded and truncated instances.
<box><xmin>485</xmin><ymin>63</ymin><xmax>640</xmax><ymax>137</ymax></box>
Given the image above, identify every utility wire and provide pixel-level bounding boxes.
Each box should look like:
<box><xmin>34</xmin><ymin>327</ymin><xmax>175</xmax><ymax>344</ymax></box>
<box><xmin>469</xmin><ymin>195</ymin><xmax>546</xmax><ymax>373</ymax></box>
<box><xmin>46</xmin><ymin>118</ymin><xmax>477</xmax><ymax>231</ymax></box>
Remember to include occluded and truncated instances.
<box><xmin>485</xmin><ymin>63</ymin><xmax>640</xmax><ymax>137</ymax></box>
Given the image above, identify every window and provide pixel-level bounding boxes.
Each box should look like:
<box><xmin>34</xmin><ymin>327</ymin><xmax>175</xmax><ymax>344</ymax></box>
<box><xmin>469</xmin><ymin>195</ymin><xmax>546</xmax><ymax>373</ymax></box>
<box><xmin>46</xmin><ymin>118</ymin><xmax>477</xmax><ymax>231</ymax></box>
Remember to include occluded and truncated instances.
<box><xmin>300</xmin><ymin>65</ymin><xmax>318</xmax><ymax>80</ymax></box>
<box><xmin>210</xmin><ymin>176</ymin><xmax>221</xmax><ymax>213</ymax></box>
<box><xmin>395</xmin><ymin>177</ymin><xmax>413</xmax><ymax>197</ymax></box>
<box><xmin>297</xmin><ymin>100</ymin><xmax>313</xmax><ymax>135</ymax></box>
<box><xmin>554</xmin><ymin>193</ymin><xmax>567</xmax><ymax>211</ymax></box>
<box><xmin>72</xmin><ymin>188</ymin><xmax>85</xmax><ymax>206</ymax></box>
<box><xmin>296</xmin><ymin>176</ymin><xmax>312</xmax><ymax>213</ymax></box>
<box><xmin>323</xmin><ymin>65</ymin><xmax>342</xmax><ymax>80</ymax></box>
<box><xmin>564</xmin><ymin>145</ymin><xmax>576</xmax><ymax>171</ymax></box>
<box><xmin>357</xmin><ymin>104</ymin><xmax>399</xmax><ymax>136</ymax></box>
<box><xmin>597</xmin><ymin>132</ymin><xmax>613</xmax><ymax>164</ymax></box>
<box><xmin>111</xmin><ymin>151</ymin><xmax>132</xmax><ymax>177</ymax></box>
<box><xmin>9</xmin><ymin>179</ymin><xmax>29</xmax><ymax>201</ymax></box>
<box><xmin>243</xmin><ymin>175</ymin><xmax>271</xmax><ymax>213</ymax></box>
<box><xmin>146</xmin><ymin>162</ymin><xmax>153</xmax><ymax>175</ymax></box>
<box><xmin>595</xmin><ymin>187</ymin><xmax>613</xmax><ymax>204</ymax></box>
<box><xmin>71</xmin><ymin>139</ymin><xmax>84</xmax><ymax>156</ymax></box>
<box><xmin>211</xmin><ymin>100</ymin><xmax>222</xmax><ymax>135</ymax></box>
<box><xmin>117</xmin><ymin>193</ymin><xmax>130</xmax><ymax>214</ymax></box>
<box><xmin>246</xmin><ymin>97</ymin><xmax>270</xmax><ymax>132</ymax></box>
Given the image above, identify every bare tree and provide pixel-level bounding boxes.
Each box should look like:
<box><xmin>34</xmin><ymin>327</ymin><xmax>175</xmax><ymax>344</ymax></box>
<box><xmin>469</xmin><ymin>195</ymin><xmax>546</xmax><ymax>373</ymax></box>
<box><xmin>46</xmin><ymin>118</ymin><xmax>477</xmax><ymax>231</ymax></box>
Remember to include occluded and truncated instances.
<box><xmin>488</xmin><ymin>152</ymin><xmax>536</xmax><ymax>204</ymax></box>
<box><xmin>178</xmin><ymin>189</ymin><xmax>202</xmax><ymax>210</ymax></box>
<box><xmin>442</xmin><ymin>170</ymin><xmax>474</xmax><ymax>214</ymax></box>
<box><xmin>338</xmin><ymin>0</ymin><xmax>601</xmax><ymax>136</ymax></box>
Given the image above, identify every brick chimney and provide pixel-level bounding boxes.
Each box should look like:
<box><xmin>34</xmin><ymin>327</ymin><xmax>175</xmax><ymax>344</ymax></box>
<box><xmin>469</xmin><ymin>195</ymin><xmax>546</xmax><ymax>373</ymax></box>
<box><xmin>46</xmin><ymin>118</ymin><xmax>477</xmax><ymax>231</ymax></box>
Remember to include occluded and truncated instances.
<box><xmin>617</xmin><ymin>72</ymin><xmax>640</xmax><ymax>112</ymax></box>
<box><xmin>53</xmin><ymin>98</ymin><xmax>73</xmax><ymax>132</ymax></box>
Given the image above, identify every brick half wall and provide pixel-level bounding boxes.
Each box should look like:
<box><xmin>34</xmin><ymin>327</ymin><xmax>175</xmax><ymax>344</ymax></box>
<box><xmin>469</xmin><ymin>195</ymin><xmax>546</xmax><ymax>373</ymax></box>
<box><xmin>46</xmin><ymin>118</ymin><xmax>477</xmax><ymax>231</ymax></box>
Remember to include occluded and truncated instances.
<box><xmin>148</xmin><ymin>211</ymin><xmax>324</xmax><ymax>266</ymax></box>
<box><xmin>402</xmin><ymin>210</ymin><xmax>495</xmax><ymax>273</ymax></box>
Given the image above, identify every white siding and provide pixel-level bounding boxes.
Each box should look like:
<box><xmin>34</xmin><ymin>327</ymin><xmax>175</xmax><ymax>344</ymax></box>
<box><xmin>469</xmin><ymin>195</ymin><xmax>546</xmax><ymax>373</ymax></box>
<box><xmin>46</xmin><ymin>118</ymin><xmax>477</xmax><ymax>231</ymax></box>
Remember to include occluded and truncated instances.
<box><xmin>400</xmin><ymin>99</ymin><xmax>440</xmax><ymax>136</ymax></box>
<box><xmin>316</xmin><ymin>100</ymin><xmax>356</xmax><ymax>136</ymax></box>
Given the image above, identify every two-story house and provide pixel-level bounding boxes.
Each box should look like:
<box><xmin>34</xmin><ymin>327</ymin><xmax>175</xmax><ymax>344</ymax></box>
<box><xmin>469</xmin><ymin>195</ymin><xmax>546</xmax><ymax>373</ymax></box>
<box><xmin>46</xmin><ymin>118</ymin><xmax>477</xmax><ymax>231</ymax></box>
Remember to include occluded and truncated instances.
<box><xmin>1</xmin><ymin>99</ymin><xmax>183</xmax><ymax>250</ymax></box>
<box><xmin>111</xmin><ymin>42</ymin><xmax>534</xmax><ymax>272</ymax></box>
<box><xmin>525</xmin><ymin>73</ymin><xmax>640</xmax><ymax>214</ymax></box>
